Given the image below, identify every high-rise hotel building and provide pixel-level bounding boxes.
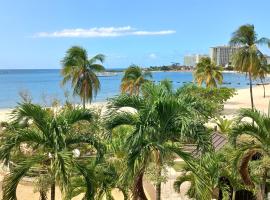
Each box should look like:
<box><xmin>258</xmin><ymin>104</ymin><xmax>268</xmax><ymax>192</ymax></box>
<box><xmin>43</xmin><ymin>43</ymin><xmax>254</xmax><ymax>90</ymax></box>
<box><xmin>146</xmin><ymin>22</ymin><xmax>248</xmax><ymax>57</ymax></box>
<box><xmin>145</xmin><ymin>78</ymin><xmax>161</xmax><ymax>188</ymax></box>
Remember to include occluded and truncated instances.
<box><xmin>210</xmin><ymin>46</ymin><xmax>239</xmax><ymax>67</ymax></box>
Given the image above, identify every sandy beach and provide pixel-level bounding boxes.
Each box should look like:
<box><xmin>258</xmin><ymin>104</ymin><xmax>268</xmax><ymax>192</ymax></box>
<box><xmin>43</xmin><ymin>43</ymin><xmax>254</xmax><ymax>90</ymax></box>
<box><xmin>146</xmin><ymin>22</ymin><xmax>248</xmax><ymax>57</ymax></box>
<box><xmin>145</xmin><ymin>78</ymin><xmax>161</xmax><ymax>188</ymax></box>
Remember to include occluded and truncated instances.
<box><xmin>223</xmin><ymin>84</ymin><xmax>270</xmax><ymax>117</ymax></box>
<box><xmin>0</xmin><ymin>84</ymin><xmax>269</xmax><ymax>199</ymax></box>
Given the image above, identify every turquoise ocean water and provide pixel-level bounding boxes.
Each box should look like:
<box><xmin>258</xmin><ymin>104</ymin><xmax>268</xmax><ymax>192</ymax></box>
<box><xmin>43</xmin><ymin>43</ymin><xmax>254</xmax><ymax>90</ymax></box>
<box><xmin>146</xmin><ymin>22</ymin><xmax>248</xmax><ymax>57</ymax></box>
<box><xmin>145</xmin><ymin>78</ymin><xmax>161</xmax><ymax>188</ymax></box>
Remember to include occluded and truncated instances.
<box><xmin>0</xmin><ymin>69</ymin><xmax>265</xmax><ymax>108</ymax></box>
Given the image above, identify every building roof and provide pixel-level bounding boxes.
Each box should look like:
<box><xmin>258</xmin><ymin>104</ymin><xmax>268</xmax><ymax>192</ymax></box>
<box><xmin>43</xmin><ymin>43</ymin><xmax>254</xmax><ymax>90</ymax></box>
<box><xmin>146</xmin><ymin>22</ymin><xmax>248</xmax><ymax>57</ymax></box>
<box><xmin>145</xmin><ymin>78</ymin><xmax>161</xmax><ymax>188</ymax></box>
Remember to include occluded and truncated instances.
<box><xmin>183</xmin><ymin>132</ymin><xmax>228</xmax><ymax>157</ymax></box>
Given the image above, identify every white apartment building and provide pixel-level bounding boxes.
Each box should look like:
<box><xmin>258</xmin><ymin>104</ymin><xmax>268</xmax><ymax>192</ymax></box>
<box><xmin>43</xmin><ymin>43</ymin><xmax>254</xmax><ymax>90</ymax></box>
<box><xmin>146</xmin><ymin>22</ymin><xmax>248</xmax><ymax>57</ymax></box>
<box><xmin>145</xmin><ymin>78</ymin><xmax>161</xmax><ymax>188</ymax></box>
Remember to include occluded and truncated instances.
<box><xmin>210</xmin><ymin>46</ymin><xmax>239</xmax><ymax>67</ymax></box>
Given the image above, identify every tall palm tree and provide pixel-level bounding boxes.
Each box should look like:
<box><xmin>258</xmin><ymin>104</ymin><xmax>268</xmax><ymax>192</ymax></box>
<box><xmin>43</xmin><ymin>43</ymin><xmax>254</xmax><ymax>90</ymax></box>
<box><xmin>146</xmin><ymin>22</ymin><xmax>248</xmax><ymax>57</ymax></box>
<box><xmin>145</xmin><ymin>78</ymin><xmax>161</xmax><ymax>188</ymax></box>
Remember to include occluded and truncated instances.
<box><xmin>0</xmin><ymin>103</ymin><xmax>104</xmax><ymax>200</ymax></box>
<box><xmin>106</xmin><ymin>81</ymin><xmax>211</xmax><ymax>200</ymax></box>
<box><xmin>258</xmin><ymin>64</ymin><xmax>270</xmax><ymax>98</ymax></box>
<box><xmin>121</xmin><ymin>65</ymin><xmax>152</xmax><ymax>95</ymax></box>
<box><xmin>231</xmin><ymin>108</ymin><xmax>270</xmax><ymax>200</ymax></box>
<box><xmin>193</xmin><ymin>57</ymin><xmax>223</xmax><ymax>88</ymax></box>
<box><xmin>61</xmin><ymin>46</ymin><xmax>105</xmax><ymax>108</ymax></box>
<box><xmin>230</xmin><ymin>24</ymin><xmax>270</xmax><ymax>109</ymax></box>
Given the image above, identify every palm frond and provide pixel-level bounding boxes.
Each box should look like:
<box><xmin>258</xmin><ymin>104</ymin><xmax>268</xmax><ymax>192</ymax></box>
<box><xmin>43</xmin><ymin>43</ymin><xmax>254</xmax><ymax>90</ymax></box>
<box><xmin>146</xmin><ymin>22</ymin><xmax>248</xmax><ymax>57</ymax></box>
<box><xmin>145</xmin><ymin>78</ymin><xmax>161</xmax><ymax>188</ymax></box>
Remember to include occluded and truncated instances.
<box><xmin>89</xmin><ymin>64</ymin><xmax>105</xmax><ymax>72</ymax></box>
<box><xmin>174</xmin><ymin>173</ymin><xmax>193</xmax><ymax>193</ymax></box>
<box><xmin>74</xmin><ymin>162</ymin><xmax>96</xmax><ymax>200</ymax></box>
<box><xmin>108</xmin><ymin>94</ymin><xmax>145</xmax><ymax>111</ymax></box>
<box><xmin>61</xmin><ymin>107</ymin><xmax>94</xmax><ymax>125</ymax></box>
<box><xmin>66</xmin><ymin>134</ymin><xmax>105</xmax><ymax>164</ymax></box>
<box><xmin>2</xmin><ymin>155</ymin><xmax>45</xmax><ymax>200</ymax></box>
<box><xmin>11</xmin><ymin>103</ymin><xmax>50</xmax><ymax>132</ymax></box>
<box><xmin>88</xmin><ymin>54</ymin><xmax>105</xmax><ymax>64</ymax></box>
<box><xmin>230</xmin><ymin>24</ymin><xmax>256</xmax><ymax>46</ymax></box>
<box><xmin>256</xmin><ymin>37</ymin><xmax>270</xmax><ymax>46</ymax></box>
<box><xmin>105</xmin><ymin>111</ymin><xmax>138</xmax><ymax>130</ymax></box>
<box><xmin>54</xmin><ymin>151</ymin><xmax>73</xmax><ymax>194</ymax></box>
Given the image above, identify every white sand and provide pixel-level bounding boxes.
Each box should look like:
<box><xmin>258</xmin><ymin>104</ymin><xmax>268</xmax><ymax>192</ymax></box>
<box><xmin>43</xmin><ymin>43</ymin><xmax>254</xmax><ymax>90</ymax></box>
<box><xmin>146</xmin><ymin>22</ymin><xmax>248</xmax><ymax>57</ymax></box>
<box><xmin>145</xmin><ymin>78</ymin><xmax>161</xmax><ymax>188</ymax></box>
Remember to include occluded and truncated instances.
<box><xmin>223</xmin><ymin>84</ymin><xmax>270</xmax><ymax>118</ymax></box>
<box><xmin>0</xmin><ymin>102</ymin><xmax>108</xmax><ymax>123</ymax></box>
<box><xmin>0</xmin><ymin>108</ymin><xmax>13</xmax><ymax>122</ymax></box>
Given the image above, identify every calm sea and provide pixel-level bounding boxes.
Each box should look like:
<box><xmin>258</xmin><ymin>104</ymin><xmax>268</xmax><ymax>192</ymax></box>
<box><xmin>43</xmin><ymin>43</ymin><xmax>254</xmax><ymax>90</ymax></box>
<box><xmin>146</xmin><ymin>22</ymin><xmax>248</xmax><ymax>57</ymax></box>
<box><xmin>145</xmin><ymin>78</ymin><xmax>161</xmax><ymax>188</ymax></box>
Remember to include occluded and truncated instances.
<box><xmin>0</xmin><ymin>69</ymin><xmax>263</xmax><ymax>108</ymax></box>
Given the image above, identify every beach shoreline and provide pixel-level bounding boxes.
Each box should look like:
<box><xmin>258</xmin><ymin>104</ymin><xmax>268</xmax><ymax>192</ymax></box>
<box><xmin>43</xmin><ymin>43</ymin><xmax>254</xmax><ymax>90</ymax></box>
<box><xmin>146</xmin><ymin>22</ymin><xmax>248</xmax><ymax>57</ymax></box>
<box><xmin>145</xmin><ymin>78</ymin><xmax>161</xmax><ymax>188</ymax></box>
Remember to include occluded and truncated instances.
<box><xmin>1</xmin><ymin>84</ymin><xmax>270</xmax><ymax>123</ymax></box>
<box><xmin>0</xmin><ymin>102</ymin><xmax>108</xmax><ymax>123</ymax></box>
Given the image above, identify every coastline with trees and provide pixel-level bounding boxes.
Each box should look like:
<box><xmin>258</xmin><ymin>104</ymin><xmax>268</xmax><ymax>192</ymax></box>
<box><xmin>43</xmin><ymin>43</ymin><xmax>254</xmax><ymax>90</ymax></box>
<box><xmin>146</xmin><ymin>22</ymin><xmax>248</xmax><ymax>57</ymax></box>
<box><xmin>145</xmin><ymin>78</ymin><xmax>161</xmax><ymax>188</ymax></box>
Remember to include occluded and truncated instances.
<box><xmin>0</xmin><ymin>24</ymin><xmax>270</xmax><ymax>200</ymax></box>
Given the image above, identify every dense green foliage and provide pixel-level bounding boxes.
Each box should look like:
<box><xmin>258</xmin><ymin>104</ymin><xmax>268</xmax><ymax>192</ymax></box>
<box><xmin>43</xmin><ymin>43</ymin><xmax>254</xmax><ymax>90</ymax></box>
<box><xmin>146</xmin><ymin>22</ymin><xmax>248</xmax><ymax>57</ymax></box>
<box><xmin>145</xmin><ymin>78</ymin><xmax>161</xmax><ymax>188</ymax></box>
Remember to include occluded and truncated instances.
<box><xmin>0</xmin><ymin>103</ymin><xmax>104</xmax><ymax>200</ymax></box>
<box><xmin>177</xmin><ymin>84</ymin><xmax>236</xmax><ymax>113</ymax></box>
<box><xmin>0</xmin><ymin>80</ymin><xmax>238</xmax><ymax>200</ymax></box>
<box><xmin>108</xmin><ymin>80</ymin><xmax>215</xmax><ymax>200</ymax></box>
<box><xmin>230</xmin><ymin>108</ymin><xmax>270</xmax><ymax>199</ymax></box>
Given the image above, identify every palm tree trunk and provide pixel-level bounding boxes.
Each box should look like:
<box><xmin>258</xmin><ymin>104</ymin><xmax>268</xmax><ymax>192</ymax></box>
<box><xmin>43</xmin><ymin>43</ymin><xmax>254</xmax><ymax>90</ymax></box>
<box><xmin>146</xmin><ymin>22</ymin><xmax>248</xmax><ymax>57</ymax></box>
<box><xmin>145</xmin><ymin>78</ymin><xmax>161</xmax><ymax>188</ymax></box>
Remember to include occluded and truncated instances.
<box><xmin>50</xmin><ymin>181</ymin><xmax>55</xmax><ymax>200</ymax></box>
<box><xmin>232</xmin><ymin>188</ymin><xmax>236</xmax><ymax>200</ymax></box>
<box><xmin>249</xmin><ymin>72</ymin><xmax>254</xmax><ymax>109</ymax></box>
<box><xmin>260</xmin><ymin>169</ymin><xmax>267</xmax><ymax>200</ymax></box>
<box><xmin>83</xmin><ymin>87</ymin><xmax>86</xmax><ymax>109</ymax></box>
<box><xmin>239</xmin><ymin>149</ymin><xmax>256</xmax><ymax>187</ymax></box>
<box><xmin>155</xmin><ymin>162</ymin><xmax>162</xmax><ymax>200</ymax></box>
<box><xmin>261</xmin><ymin>78</ymin><xmax>266</xmax><ymax>98</ymax></box>
<box><xmin>40</xmin><ymin>191</ymin><xmax>47</xmax><ymax>200</ymax></box>
<box><xmin>83</xmin><ymin>97</ymin><xmax>85</xmax><ymax>109</ymax></box>
<box><xmin>256</xmin><ymin>186</ymin><xmax>264</xmax><ymax>200</ymax></box>
<box><xmin>132</xmin><ymin>169</ymin><xmax>148</xmax><ymax>200</ymax></box>
<box><xmin>121</xmin><ymin>188</ymin><xmax>129</xmax><ymax>200</ymax></box>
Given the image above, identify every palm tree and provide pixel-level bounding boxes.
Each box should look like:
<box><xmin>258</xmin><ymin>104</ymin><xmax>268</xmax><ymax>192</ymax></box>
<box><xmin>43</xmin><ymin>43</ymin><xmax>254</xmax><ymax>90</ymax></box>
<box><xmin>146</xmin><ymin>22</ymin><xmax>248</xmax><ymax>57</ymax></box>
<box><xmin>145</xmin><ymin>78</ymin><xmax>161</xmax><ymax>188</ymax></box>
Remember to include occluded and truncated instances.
<box><xmin>61</xmin><ymin>46</ymin><xmax>105</xmax><ymax>108</ymax></box>
<box><xmin>121</xmin><ymin>65</ymin><xmax>152</xmax><ymax>95</ymax></box>
<box><xmin>230</xmin><ymin>24</ymin><xmax>270</xmax><ymax>109</ymax></box>
<box><xmin>0</xmin><ymin>103</ymin><xmax>104</xmax><ymax>200</ymax></box>
<box><xmin>258</xmin><ymin>64</ymin><xmax>270</xmax><ymax>98</ymax></box>
<box><xmin>215</xmin><ymin>116</ymin><xmax>234</xmax><ymax>135</ymax></box>
<box><xmin>174</xmin><ymin>149</ymin><xmax>248</xmax><ymax>200</ymax></box>
<box><xmin>193</xmin><ymin>57</ymin><xmax>223</xmax><ymax>88</ymax></box>
<box><xmin>106</xmin><ymin>81</ymin><xmax>211</xmax><ymax>200</ymax></box>
<box><xmin>67</xmin><ymin>126</ymin><xmax>132</xmax><ymax>200</ymax></box>
<box><xmin>174</xmin><ymin>153</ymin><xmax>222</xmax><ymax>199</ymax></box>
<box><xmin>231</xmin><ymin>108</ymin><xmax>270</xmax><ymax>200</ymax></box>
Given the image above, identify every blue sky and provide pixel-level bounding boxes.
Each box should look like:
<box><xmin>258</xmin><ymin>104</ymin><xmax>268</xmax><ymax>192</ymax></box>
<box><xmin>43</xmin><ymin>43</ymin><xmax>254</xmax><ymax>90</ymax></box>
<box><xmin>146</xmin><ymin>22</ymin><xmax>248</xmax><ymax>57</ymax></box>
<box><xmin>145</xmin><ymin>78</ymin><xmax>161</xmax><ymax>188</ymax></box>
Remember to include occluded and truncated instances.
<box><xmin>0</xmin><ymin>0</ymin><xmax>269</xmax><ymax>69</ymax></box>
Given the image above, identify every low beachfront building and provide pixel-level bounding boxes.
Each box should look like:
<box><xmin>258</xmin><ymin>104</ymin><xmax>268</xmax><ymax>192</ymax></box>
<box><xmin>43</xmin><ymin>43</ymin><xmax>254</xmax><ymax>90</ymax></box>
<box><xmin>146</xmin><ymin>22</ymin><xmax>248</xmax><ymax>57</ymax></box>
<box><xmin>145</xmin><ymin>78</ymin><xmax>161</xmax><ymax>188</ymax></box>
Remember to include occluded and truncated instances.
<box><xmin>183</xmin><ymin>54</ymin><xmax>208</xmax><ymax>67</ymax></box>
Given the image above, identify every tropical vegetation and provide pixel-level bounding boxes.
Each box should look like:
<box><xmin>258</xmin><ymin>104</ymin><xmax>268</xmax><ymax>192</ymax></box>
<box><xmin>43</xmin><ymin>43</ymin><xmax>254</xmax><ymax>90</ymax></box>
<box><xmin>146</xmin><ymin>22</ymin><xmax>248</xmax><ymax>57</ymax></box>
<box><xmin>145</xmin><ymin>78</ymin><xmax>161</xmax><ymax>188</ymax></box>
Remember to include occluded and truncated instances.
<box><xmin>0</xmin><ymin>103</ymin><xmax>104</xmax><ymax>200</ymax></box>
<box><xmin>230</xmin><ymin>24</ymin><xmax>270</xmax><ymax>109</ymax></box>
<box><xmin>230</xmin><ymin>108</ymin><xmax>270</xmax><ymax>200</ymax></box>
<box><xmin>120</xmin><ymin>65</ymin><xmax>152</xmax><ymax>95</ymax></box>
<box><xmin>107</xmin><ymin>80</ymin><xmax>215</xmax><ymax>200</ymax></box>
<box><xmin>258</xmin><ymin>64</ymin><xmax>270</xmax><ymax>98</ymax></box>
<box><xmin>0</xmin><ymin>81</ymin><xmax>235</xmax><ymax>200</ymax></box>
<box><xmin>1</xmin><ymin>24</ymin><xmax>270</xmax><ymax>200</ymax></box>
<box><xmin>193</xmin><ymin>57</ymin><xmax>223</xmax><ymax>88</ymax></box>
<box><xmin>61</xmin><ymin>46</ymin><xmax>105</xmax><ymax>108</ymax></box>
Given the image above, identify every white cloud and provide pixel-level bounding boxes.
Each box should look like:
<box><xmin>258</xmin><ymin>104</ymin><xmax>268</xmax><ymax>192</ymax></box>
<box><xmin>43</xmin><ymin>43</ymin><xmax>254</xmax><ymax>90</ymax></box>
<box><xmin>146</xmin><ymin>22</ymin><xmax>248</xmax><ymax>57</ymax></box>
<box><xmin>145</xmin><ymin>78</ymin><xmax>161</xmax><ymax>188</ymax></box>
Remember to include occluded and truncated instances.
<box><xmin>34</xmin><ymin>26</ymin><xmax>176</xmax><ymax>38</ymax></box>
<box><xmin>149</xmin><ymin>53</ymin><xmax>157</xmax><ymax>59</ymax></box>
